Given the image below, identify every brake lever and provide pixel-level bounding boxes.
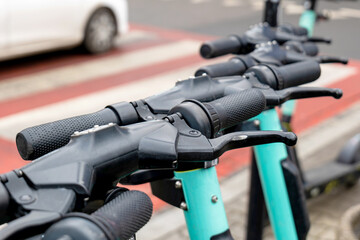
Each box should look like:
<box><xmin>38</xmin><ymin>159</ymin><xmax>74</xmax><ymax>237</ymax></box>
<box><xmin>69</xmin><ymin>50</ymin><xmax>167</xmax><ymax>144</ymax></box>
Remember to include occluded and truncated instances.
<box><xmin>264</xmin><ymin>87</ymin><xmax>343</xmax><ymax>107</ymax></box>
<box><xmin>317</xmin><ymin>56</ymin><xmax>348</xmax><ymax>64</ymax></box>
<box><xmin>176</xmin><ymin>127</ymin><xmax>297</xmax><ymax>161</ymax></box>
<box><xmin>284</xmin><ymin>49</ymin><xmax>348</xmax><ymax>65</ymax></box>
<box><xmin>120</xmin><ymin>130</ymin><xmax>297</xmax><ymax>184</ymax></box>
<box><xmin>308</xmin><ymin>36</ymin><xmax>332</xmax><ymax>44</ymax></box>
<box><xmin>209</xmin><ymin>131</ymin><xmax>297</xmax><ymax>159</ymax></box>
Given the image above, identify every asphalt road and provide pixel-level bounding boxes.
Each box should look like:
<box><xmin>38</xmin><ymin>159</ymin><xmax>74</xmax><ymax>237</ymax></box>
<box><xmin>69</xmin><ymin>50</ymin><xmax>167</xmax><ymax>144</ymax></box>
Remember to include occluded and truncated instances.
<box><xmin>129</xmin><ymin>0</ymin><xmax>360</xmax><ymax>59</ymax></box>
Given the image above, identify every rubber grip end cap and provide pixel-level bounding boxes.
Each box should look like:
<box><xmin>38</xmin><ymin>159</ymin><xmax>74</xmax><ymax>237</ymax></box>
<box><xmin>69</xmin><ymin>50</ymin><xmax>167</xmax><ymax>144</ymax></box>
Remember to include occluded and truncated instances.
<box><xmin>284</xmin><ymin>132</ymin><xmax>297</xmax><ymax>146</ymax></box>
<box><xmin>200</xmin><ymin>44</ymin><xmax>213</xmax><ymax>59</ymax></box>
<box><xmin>302</xmin><ymin>42</ymin><xmax>318</xmax><ymax>56</ymax></box>
<box><xmin>333</xmin><ymin>89</ymin><xmax>343</xmax><ymax>99</ymax></box>
<box><xmin>340</xmin><ymin>58</ymin><xmax>349</xmax><ymax>65</ymax></box>
<box><xmin>325</xmin><ymin>38</ymin><xmax>332</xmax><ymax>44</ymax></box>
<box><xmin>16</xmin><ymin>132</ymin><xmax>33</xmax><ymax>160</ymax></box>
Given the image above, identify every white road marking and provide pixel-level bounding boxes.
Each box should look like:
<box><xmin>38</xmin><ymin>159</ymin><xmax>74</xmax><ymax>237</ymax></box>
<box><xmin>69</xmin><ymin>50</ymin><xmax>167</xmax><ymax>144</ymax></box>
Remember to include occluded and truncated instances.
<box><xmin>305</xmin><ymin>64</ymin><xmax>357</xmax><ymax>87</ymax></box>
<box><xmin>329</xmin><ymin>8</ymin><xmax>360</xmax><ymax>20</ymax></box>
<box><xmin>222</xmin><ymin>0</ymin><xmax>243</xmax><ymax>7</ymax></box>
<box><xmin>284</xmin><ymin>2</ymin><xmax>304</xmax><ymax>15</ymax></box>
<box><xmin>115</xmin><ymin>30</ymin><xmax>159</xmax><ymax>46</ymax></box>
<box><xmin>249</xmin><ymin>0</ymin><xmax>264</xmax><ymax>11</ymax></box>
<box><xmin>190</xmin><ymin>0</ymin><xmax>211</xmax><ymax>4</ymax></box>
<box><xmin>0</xmin><ymin>40</ymin><xmax>202</xmax><ymax>102</ymax></box>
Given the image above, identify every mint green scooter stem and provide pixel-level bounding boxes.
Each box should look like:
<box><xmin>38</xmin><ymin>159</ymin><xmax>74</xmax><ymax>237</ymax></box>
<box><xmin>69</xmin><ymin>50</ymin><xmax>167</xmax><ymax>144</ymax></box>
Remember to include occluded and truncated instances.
<box><xmin>253</xmin><ymin>109</ymin><xmax>298</xmax><ymax>240</ymax></box>
<box><xmin>172</xmin><ymin>8</ymin><xmax>318</xmax><ymax>240</ymax></box>
<box><xmin>248</xmin><ymin>9</ymin><xmax>317</xmax><ymax>240</ymax></box>
<box><xmin>175</xmin><ymin>167</ymin><xmax>230</xmax><ymax>240</ymax></box>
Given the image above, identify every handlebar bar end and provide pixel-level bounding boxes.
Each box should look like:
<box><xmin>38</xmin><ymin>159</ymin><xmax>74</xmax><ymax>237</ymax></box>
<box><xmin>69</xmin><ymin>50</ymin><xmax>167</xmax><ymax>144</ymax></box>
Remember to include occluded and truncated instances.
<box><xmin>283</xmin><ymin>132</ymin><xmax>297</xmax><ymax>146</ymax></box>
<box><xmin>333</xmin><ymin>89</ymin><xmax>343</xmax><ymax>99</ymax></box>
<box><xmin>16</xmin><ymin>132</ymin><xmax>33</xmax><ymax>160</ymax></box>
<box><xmin>200</xmin><ymin>44</ymin><xmax>213</xmax><ymax>59</ymax></box>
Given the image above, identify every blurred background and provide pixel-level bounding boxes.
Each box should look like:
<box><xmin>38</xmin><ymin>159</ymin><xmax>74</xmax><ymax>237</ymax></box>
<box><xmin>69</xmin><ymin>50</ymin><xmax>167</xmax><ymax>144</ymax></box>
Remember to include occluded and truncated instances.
<box><xmin>130</xmin><ymin>0</ymin><xmax>360</xmax><ymax>58</ymax></box>
<box><xmin>0</xmin><ymin>0</ymin><xmax>360</xmax><ymax>239</ymax></box>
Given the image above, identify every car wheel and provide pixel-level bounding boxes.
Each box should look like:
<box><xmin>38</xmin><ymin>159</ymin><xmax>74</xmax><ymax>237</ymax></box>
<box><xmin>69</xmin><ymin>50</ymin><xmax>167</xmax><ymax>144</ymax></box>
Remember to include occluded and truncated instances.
<box><xmin>83</xmin><ymin>8</ymin><xmax>117</xmax><ymax>54</ymax></box>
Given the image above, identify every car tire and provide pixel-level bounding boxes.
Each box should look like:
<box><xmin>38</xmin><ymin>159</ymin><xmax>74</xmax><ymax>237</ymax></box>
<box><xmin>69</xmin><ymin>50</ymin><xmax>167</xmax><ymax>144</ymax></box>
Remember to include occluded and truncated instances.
<box><xmin>83</xmin><ymin>8</ymin><xmax>117</xmax><ymax>54</ymax></box>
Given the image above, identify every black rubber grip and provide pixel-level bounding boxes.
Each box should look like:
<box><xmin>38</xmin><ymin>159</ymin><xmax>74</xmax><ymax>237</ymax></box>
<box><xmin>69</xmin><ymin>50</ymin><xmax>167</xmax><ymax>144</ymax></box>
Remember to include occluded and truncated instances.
<box><xmin>200</xmin><ymin>35</ymin><xmax>242</xmax><ymax>59</ymax></box>
<box><xmin>92</xmin><ymin>190</ymin><xmax>153</xmax><ymax>240</ymax></box>
<box><xmin>203</xmin><ymin>89</ymin><xmax>266</xmax><ymax>132</ymax></box>
<box><xmin>16</xmin><ymin>108</ymin><xmax>119</xmax><ymax>160</ymax></box>
<box><xmin>270</xmin><ymin>60</ymin><xmax>321</xmax><ymax>89</ymax></box>
<box><xmin>302</xmin><ymin>42</ymin><xmax>318</xmax><ymax>56</ymax></box>
<box><xmin>195</xmin><ymin>58</ymin><xmax>247</xmax><ymax>77</ymax></box>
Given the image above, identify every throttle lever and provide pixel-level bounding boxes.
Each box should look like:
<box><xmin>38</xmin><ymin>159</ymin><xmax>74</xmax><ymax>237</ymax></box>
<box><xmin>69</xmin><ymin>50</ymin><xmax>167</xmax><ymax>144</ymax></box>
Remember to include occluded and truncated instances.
<box><xmin>210</xmin><ymin>131</ymin><xmax>297</xmax><ymax>158</ymax></box>
<box><xmin>266</xmin><ymin>87</ymin><xmax>342</xmax><ymax>106</ymax></box>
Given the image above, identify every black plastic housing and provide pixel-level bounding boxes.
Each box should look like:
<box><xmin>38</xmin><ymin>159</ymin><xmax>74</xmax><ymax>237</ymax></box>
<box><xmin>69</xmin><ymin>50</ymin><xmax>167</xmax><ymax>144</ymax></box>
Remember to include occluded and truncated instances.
<box><xmin>284</xmin><ymin>41</ymin><xmax>318</xmax><ymax>56</ymax></box>
<box><xmin>0</xmin><ymin>182</ymin><xmax>9</xmax><ymax>219</ymax></box>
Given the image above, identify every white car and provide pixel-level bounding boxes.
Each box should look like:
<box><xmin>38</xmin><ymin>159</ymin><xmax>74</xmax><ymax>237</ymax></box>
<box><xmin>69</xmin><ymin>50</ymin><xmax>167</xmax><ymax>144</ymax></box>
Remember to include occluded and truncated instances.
<box><xmin>0</xmin><ymin>0</ymin><xmax>129</xmax><ymax>61</ymax></box>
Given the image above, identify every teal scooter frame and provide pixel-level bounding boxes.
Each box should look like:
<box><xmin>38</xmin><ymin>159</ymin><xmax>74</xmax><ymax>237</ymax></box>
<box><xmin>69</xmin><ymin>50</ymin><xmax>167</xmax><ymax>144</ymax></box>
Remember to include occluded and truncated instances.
<box><xmin>167</xmin><ymin>4</ymin><xmax>318</xmax><ymax>240</ymax></box>
<box><xmin>174</xmin><ymin>167</ymin><xmax>231</xmax><ymax>239</ymax></box>
<box><xmin>148</xmin><ymin>2</ymin><xmax>318</xmax><ymax>239</ymax></box>
<box><xmin>252</xmin><ymin>109</ymin><xmax>299</xmax><ymax>240</ymax></box>
<box><xmin>246</xmin><ymin>1</ymin><xmax>318</xmax><ymax>240</ymax></box>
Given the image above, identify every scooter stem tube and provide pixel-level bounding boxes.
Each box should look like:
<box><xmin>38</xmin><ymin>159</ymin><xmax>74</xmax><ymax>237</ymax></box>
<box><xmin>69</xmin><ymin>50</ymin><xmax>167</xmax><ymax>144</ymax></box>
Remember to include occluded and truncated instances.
<box><xmin>174</xmin><ymin>167</ymin><xmax>230</xmax><ymax>240</ymax></box>
<box><xmin>299</xmin><ymin>10</ymin><xmax>317</xmax><ymax>37</ymax></box>
<box><xmin>253</xmin><ymin>109</ymin><xmax>298</xmax><ymax>240</ymax></box>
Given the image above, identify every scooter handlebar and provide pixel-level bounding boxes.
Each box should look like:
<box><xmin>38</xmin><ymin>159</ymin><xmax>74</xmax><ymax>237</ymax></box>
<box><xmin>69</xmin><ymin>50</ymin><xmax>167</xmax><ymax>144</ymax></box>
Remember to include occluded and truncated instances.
<box><xmin>16</xmin><ymin>108</ymin><xmax>120</xmax><ymax>160</ymax></box>
<box><xmin>16</xmin><ymin>102</ymin><xmax>139</xmax><ymax>160</ymax></box>
<box><xmin>200</xmin><ymin>35</ymin><xmax>243</xmax><ymax>58</ymax></box>
<box><xmin>273</xmin><ymin>60</ymin><xmax>321</xmax><ymax>89</ymax></box>
<box><xmin>203</xmin><ymin>89</ymin><xmax>266</xmax><ymax>131</ymax></box>
<box><xmin>195</xmin><ymin>58</ymin><xmax>247</xmax><ymax>77</ymax></box>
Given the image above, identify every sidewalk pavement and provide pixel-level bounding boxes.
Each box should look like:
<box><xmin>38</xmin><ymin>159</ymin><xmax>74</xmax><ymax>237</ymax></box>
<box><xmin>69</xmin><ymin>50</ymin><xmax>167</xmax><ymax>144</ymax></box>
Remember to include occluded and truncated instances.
<box><xmin>137</xmin><ymin>101</ymin><xmax>360</xmax><ymax>240</ymax></box>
